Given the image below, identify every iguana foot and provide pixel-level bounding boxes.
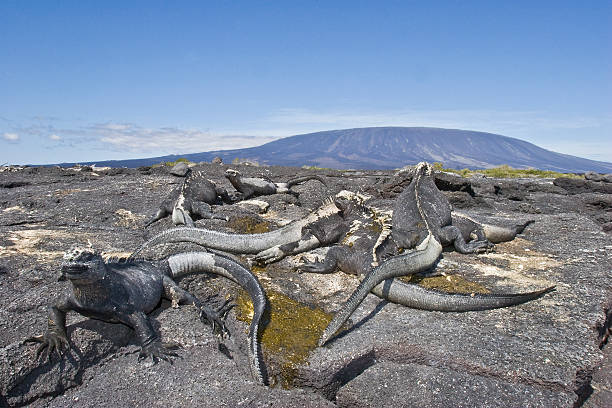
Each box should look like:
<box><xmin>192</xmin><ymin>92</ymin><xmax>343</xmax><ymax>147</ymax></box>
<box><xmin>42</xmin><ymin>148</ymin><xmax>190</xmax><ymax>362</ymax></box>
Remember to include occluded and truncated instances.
<box><xmin>298</xmin><ymin>257</ymin><xmax>332</xmax><ymax>274</ymax></box>
<box><xmin>253</xmin><ymin>246</ymin><xmax>284</xmax><ymax>264</ymax></box>
<box><xmin>24</xmin><ymin>331</ymin><xmax>69</xmax><ymax>360</ymax></box>
<box><xmin>199</xmin><ymin>299</ymin><xmax>234</xmax><ymax>338</ymax></box>
<box><xmin>138</xmin><ymin>341</ymin><xmax>180</xmax><ymax>364</ymax></box>
<box><xmin>466</xmin><ymin>239</ymin><xmax>494</xmax><ymax>253</ymax></box>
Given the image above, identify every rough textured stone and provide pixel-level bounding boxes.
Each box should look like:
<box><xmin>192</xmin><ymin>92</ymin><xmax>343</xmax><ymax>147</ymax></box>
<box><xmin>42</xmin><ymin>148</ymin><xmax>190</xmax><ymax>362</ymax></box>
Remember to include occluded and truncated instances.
<box><xmin>584</xmin><ymin>171</ymin><xmax>612</xmax><ymax>184</ymax></box>
<box><xmin>335</xmin><ymin>361</ymin><xmax>575</xmax><ymax>408</ymax></box>
<box><xmin>554</xmin><ymin>177</ymin><xmax>612</xmax><ymax>195</ymax></box>
<box><xmin>434</xmin><ymin>172</ymin><xmax>476</xmax><ymax>196</ymax></box>
<box><xmin>169</xmin><ymin>161</ymin><xmax>190</xmax><ymax>177</ymax></box>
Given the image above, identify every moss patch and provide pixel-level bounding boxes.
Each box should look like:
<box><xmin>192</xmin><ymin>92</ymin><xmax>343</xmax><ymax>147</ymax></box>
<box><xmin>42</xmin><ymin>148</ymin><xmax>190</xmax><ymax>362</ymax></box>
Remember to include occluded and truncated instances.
<box><xmin>400</xmin><ymin>274</ymin><xmax>491</xmax><ymax>294</ymax></box>
<box><xmin>432</xmin><ymin>162</ymin><xmax>581</xmax><ymax>179</ymax></box>
<box><xmin>227</xmin><ymin>216</ymin><xmax>270</xmax><ymax>234</ymax></box>
<box><xmin>235</xmin><ymin>289</ymin><xmax>333</xmax><ymax>388</ymax></box>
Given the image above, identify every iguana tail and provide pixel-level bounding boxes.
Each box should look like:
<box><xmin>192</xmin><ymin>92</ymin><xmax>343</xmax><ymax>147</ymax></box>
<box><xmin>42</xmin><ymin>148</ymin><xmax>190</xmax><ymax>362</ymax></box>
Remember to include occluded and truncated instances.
<box><xmin>371</xmin><ymin>278</ymin><xmax>555</xmax><ymax>311</ymax></box>
<box><xmin>167</xmin><ymin>252</ymin><xmax>268</xmax><ymax>385</ymax></box>
<box><xmin>482</xmin><ymin>220</ymin><xmax>534</xmax><ymax>243</ymax></box>
<box><xmin>129</xmin><ymin>224</ymin><xmax>307</xmax><ymax>259</ymax></box>
<box><xmin>129</xmin><ymin>199</ymin><xmax>340</xmax><ymax>259</ymax></box>
<box><xmin>285</xmin><ymin>175</ymin><xmax>327</xmax><ymax>188</ymax></box>
<box><xmin>319</xmin><ymin>233</ymin><xmax>443</xmax><ymax>346</ymax></box>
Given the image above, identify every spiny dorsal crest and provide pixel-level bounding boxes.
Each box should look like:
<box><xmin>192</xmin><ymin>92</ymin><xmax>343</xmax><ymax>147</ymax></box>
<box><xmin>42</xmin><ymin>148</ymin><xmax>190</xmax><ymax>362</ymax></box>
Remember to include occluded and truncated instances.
<box><xmin>335</xmin><ymin>190</ymin><xmax>371</xmax><ymax>205</ymax></box>
<box><xmin>312</xmin><ymin>196</ymin><xmax>341</xmax><ymax>219</ymax></box>
<box><xmin>415</xmin><ymin>161</ymin><xmax>433</xmax><ymax>176</ymax></box>
<box><xmin>370</xmin><ymin>209</ymin><xmax>393</xmax><ymax>266</ymax></box>
<box><xmin>101</xmin><ymin>252</ymin><xmax>133</xmax><ymax>264</ymax></box>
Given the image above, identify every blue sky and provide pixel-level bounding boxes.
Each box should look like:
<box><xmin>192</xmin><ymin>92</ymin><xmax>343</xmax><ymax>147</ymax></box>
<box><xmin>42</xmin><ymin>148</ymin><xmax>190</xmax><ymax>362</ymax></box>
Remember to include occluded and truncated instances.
<box><xmin>1</xmin><ymin>1</ymin><xmax>610</xmax><ymax>165</ymax></box>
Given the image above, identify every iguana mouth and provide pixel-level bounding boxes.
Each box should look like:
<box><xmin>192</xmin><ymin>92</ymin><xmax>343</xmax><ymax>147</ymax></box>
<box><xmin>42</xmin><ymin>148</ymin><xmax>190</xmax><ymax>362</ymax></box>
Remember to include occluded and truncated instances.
<box><xmin>60</xmin><ymin>262</ymin><xmax>89</xmax><ymax>279</ymax></box>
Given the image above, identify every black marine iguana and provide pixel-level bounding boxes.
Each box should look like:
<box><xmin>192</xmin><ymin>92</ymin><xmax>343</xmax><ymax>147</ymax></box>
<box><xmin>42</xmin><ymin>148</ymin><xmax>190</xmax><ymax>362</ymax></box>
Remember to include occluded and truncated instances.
<box><xmin>451</xmin><ymin>212</ymin><xmax>533</xmax><ymax>244</ymax></box>
<box><xmin>303</xmin><ymin>162</ymin><xmax>554</xmax><ymax>346</ymax></box>
<box><xmin>145</xmin><ymin>168</ymin><xmax>233</xmax><ymax>227</ymax></box>
<box><xmin>225</xmin><ymin>168</ymin><xmax>327</xmax><ymax>200</ymax></box>
<box><xmin>26</xmin><ymin>246</ymin><xmax>268</xmax><ymax>385</ymax></box>
<box><xmin>130</xmin><ymin>194</ymin><xmax>353</xmax><ymax>261</ymax></box>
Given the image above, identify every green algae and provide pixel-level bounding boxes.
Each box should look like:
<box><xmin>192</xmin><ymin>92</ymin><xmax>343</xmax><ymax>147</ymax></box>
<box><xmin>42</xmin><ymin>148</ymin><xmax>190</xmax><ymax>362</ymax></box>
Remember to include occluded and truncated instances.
<box><xmin>235</xmin><ymin>288</ymin><xmax>333</xmax><ymax>388</ymax></box>
<box><xmin>227</xmin><ymin>216</ymin><xmax>270</xmax><ymax>234</ymax></box>
<box><xmin>400</xmin><ymin>274</ymin><xmax>491</xmax><ymax>294</ymax></box>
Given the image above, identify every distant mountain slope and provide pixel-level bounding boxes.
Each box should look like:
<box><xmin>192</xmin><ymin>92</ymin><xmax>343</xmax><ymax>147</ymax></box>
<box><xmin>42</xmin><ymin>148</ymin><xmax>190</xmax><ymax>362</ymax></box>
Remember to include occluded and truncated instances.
<box><xmin>63</xmin><ymin>127</ymin><xmax>612</xmax><ymax>173</ymax></box>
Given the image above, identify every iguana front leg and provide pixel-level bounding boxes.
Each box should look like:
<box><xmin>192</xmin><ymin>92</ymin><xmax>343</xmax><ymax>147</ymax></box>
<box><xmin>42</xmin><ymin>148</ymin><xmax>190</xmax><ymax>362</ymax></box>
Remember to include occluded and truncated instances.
<box><xmin>145</xmin><ymin>207</ymin><xmax>171</xmax><ymax>228</ymax></box>
<box><xmin>191</xmin><ymin>201</ymin><xmax>229</xmax><ymax>222</ymax></box>
<box><xmin>117</xmin><ymin>311</ymin><xmax>179</xmax><ymax>363</ymax></box>
<box><xmin>299</xmin><ymin>246</ymin><xmax>348</xmax><ymax>274</ymax></box>
<box><xmin>438</xmin><ymin>225</ymin><xmax>493</xmax><ymax>254</ymax></box>
<box><xmin>25</xmin><ymin>299</ymin><xmax>71</xmax><ymax>359</ymax></box>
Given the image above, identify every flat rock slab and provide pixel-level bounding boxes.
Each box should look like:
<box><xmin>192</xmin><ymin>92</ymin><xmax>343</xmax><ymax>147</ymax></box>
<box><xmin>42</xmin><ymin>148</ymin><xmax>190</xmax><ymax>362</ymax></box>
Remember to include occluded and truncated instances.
<box><xmin>335</xmin><ymin>361</ymin><xmax>574</xmax><ymax>408</ymax></box>
<box><xmin>40</xmin><ymin>347</ymin><xmax>334</xmax><ymax>408</ymax></box>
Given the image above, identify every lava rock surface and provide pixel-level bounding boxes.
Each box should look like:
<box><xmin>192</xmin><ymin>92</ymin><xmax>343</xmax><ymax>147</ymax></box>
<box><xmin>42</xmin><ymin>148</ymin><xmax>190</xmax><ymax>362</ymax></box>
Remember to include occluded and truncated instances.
<box><xmin>0</xmin><ymin>164</ymin><xmax>610</xmax><ymax>407</ymax></box>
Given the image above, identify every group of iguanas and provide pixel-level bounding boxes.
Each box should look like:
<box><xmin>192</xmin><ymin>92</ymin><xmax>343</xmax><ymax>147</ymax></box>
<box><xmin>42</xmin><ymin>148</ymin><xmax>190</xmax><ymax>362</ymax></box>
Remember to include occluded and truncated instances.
<box><xmin>144</xmin><ymin>167</ymin><xmax>327</xmax><ymax>227</ymax></box>
<box><xmin>27</xmin><ymin>162</ymin><xmax>554</xmax><ymax>386</ymax></box>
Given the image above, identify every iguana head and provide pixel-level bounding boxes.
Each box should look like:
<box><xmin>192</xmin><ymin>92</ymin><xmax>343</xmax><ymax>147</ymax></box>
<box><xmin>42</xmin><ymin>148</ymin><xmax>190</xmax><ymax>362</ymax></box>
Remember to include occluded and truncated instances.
<box><xmin>414</xmin><ymin>162</ymin><xmax>433</xmax><ymax>176</ymax></box>
<box><xmin>225</xmin><ymin>169</ymin><xmax>241</xmax><ymax>178</ymax></box>
<box><xmin>60</xmin><ymin>246</ymin><xmax>107</xmax><ymax>283</ymax></box>
<box><xmin>334</xmin><ymin>190</ymin><xmax>370</xmax><ymax>217</ymax></box>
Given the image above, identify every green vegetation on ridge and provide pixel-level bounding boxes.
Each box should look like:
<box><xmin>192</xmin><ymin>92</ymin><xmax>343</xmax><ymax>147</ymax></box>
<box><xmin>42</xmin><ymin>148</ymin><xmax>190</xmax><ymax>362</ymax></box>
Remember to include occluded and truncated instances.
<box><xmin>432</xmin><ymin>163</ymin><xmax>581</xmax><ymax>179</ymax></box>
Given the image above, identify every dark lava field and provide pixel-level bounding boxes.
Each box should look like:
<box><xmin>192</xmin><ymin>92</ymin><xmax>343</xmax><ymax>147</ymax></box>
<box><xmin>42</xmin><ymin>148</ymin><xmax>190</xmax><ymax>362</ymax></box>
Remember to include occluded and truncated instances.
<box><xmin>1</xmin><ymin>162</ymin><xmax>610</xmax><ymax>407</ymax></box>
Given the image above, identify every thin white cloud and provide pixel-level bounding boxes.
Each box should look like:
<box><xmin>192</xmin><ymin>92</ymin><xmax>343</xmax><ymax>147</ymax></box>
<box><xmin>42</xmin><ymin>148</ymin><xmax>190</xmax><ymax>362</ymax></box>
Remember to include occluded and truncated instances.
<box><xmin>2</xmin><ymin>132</ymin><xmax>19</xmax><ymax>142</ymax></box>
<box><xmin>49</xmin><ymin>134</ymin><xmax>61</xmax><ymax>141</ymax></box>
<box><xmin>89</xmin><ymin>123</ymin><xmax>278</xmax><ymax>153</ymax></box>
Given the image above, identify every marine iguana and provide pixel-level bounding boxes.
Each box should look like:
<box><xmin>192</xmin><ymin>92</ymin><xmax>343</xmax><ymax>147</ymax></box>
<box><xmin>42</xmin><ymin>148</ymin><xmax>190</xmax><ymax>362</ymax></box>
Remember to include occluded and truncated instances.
<box><xmin>308</xmin><ymin>162</ymin><xmax>553</xmax><ymax>346</ymax></box>
<box><xmin>145</xmin><ymin>168</ymin><xmax>233</xmax><ymax>227</ymax></box>
<box><xmin>225</xmin><ymin>168</ymin><xmax>327</xmax><ymax>200</ymax></box>
<box><xmin>26</xmin><ymin>246</ymin><xmax>268</xmax><ymax>385</ymax></box>
<box><xmin>451</xmin><ymin>212</ymin><xmax>534</xmax><ymax>244</ymax></box>
<box><xmin>130</xmin><ymin>194</ymin><xmax>354</xmax><ymax>261</ymax></box>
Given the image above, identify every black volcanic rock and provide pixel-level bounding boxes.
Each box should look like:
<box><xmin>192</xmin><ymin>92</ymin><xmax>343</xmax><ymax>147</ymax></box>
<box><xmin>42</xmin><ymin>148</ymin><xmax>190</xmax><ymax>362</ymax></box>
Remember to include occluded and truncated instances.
<box><xmin>584</xmin><ymin>171</ymin><xmax>612</xmax><ymax>183</ymax></box>
<box><xmin>1</xmin><ymin>163</ymin><xmax>611</xmax><ymax>407</ymax></box>
<box><xmin>553</xmin><ymin>177</ymin><xmax>612</xmax><ymax>195</ymax></box>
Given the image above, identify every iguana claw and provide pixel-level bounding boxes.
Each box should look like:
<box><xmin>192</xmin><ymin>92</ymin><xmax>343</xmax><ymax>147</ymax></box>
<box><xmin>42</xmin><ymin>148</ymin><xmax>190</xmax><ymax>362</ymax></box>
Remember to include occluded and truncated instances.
<box><xmin>25</xmin><ymin>331</ymin><xmax>69</xmax><ymax>361</ymax></box>
<box><xmin>253</xmin><ymin>246</ymin><xmax>284</xmax><ymax>264</ymax></box>
<box><xmin>138</xmin><ymin>341</ymin><xmax>180</xmax><ymax>364</ymax></box>
<box><xmin>199</xmin><ymin>299</ymin><xmax>235</xmax><ymax>338</ymax></box>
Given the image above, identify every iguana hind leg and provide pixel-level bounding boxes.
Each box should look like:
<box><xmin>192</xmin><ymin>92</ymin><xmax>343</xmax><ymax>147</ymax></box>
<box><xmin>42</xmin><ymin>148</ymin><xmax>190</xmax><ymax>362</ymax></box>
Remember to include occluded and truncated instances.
<box><xmin>191</xmin><ymin>201</ymin><xmax>229</xmax><ymax>222</ymax></box>
<box><xmin>439</xmin><ymin>225</ymin><xmax>493</xmax><ymax>254</ymax></box>
<box><xmin>299</xmin><ymin>246</ymin><xmax>349</xmax><ymax>274</ymax></box>
<box><xmin>162</xmin><ymin>276</ymin><xmax>230</xmax><ymax>337</ymax></box>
